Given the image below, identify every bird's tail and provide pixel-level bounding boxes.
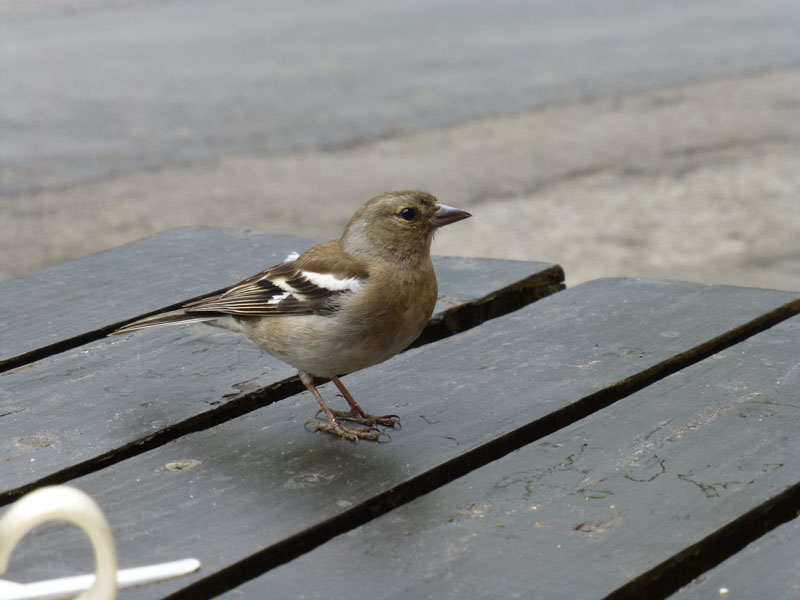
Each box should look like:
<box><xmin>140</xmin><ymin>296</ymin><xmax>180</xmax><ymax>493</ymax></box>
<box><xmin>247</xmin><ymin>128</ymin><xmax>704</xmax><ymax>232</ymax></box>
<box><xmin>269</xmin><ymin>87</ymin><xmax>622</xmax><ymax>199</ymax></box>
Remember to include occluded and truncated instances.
<box><xmin>110</xmin><ymin>310</ymin><xmax>220</xmax><ymax>336</ymax></box>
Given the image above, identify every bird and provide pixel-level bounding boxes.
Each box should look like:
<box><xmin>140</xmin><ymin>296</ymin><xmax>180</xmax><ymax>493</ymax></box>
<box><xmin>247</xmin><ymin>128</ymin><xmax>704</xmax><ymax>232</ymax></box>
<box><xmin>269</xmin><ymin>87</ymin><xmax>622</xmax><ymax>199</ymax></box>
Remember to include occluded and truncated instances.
<box><xmin>111</xmin><ymin>190</ymin><xmax>471</xmax><ymax>442</ymax></box>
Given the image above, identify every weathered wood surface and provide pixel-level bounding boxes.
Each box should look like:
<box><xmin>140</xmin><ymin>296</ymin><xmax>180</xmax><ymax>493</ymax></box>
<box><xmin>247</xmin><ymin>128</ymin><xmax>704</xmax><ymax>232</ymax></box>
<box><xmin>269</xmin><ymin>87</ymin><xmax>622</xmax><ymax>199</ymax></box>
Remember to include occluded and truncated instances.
<box><xmin>2</xmin><ymin>278</ymin><xmax>797</xmax><ymax>599</ymax></box>
<box><xmin>669</xmin><ymin>516</ymin><xmax>800</xmax><ymax>599</ymax></box>
<box><xmin>0</xmin><ymin>227</ymin><xmax>308</xmax><ymax>369</ymax></box>
<box><xmin>220</xmin><ymin>313</ymin><xmax>800</xmax><ymax>600</ymax></box>
<box><xmin>1</xmin><ymin>242</ymin><xmax>562</xmax><ymax>502</ymax></box>
<box><xmin>1</xmin><ymin>226</ymin><xmax>562</xmax><ymax>371</ymax></box>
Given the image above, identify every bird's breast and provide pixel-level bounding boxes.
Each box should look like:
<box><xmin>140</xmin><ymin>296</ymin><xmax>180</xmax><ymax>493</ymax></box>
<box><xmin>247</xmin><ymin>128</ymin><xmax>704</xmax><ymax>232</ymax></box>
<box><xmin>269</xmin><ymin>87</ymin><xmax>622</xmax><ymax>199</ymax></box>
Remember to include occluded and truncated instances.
<box><xmin>244</xmin><ymin>263</ymin><xmax>437</xmax><ymax>378</ymax></box>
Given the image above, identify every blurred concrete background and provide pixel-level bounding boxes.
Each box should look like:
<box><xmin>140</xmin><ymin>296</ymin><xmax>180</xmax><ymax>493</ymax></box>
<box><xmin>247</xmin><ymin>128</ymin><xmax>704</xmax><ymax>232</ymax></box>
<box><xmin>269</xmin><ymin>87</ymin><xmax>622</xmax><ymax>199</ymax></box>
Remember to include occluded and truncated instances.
<box><xmin>1</xmin><ymin>0</ymin><xmax>799</xmax><ymax>289</ymax></box>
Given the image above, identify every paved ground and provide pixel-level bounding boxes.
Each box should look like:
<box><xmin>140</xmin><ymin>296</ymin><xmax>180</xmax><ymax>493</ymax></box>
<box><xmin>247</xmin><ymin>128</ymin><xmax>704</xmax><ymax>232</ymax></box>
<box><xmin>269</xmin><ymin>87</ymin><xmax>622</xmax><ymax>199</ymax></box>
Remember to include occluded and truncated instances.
<box><xmin>2</xmin><ymin>0</ymin><xmax>799</xmax><ymax>290</ymax></box>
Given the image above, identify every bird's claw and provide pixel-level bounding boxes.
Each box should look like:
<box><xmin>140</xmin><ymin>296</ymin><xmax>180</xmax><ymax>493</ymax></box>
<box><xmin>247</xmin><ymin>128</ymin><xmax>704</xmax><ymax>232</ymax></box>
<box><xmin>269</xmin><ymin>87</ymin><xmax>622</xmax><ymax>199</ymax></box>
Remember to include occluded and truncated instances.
<box><xmin>305</xmin><ymin>418</ymin><xmax>391</xmax><ymax>443</ymax></box>
<box><xmin>315</xmin><ymin>408</ymin><xmax>402</xmax><ymax>430</ymax></box>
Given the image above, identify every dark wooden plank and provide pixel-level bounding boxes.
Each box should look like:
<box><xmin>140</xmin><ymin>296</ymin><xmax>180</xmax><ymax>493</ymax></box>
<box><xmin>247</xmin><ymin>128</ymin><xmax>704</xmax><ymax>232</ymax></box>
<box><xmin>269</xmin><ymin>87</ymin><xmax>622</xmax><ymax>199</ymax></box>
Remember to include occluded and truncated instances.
<box><xmin>669</xmin><ymin>517</ymin><xmax>800</xmax><ymax>600</ymax></box>
<box><xmin>1</xmin><ymin>279</ymin><xmax>797</xmax><ymax>598</ymax></box>
<box><xmin>1</xmin><ymin>226</ymin><xmax>561</xmax><ymax>370</ymax></box>
<box><xmin>219</xmin><ymin>313</ymin><xmax>800</xmax><ymax>600</ymax></box>
<box><xmin>0</xmin><ymin>227</ymin><xmax>312</xmax><ymax>368</ymax></box>
<box><xmin>0</xmin><ymin>252</ymin><xmax>562</xmax><ymax>500</ymax></box>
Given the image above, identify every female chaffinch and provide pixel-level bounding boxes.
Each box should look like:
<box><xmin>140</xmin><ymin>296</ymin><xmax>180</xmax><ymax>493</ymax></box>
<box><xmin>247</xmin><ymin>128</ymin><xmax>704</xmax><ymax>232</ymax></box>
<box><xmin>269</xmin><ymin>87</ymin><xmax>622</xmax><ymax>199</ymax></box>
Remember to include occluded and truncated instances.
<box><xmin>113</xmin><ymin>190</ymin><xmax>471</xmax><ymax>442</ymax></box>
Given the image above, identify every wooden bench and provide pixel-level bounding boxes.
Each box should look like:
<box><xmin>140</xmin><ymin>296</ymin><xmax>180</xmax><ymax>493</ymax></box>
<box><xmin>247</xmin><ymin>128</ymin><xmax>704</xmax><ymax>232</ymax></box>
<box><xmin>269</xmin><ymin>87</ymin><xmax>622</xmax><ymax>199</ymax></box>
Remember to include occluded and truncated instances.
<box><xmin>2</xmin><ymin>227</ymin><xmax>798</xmax><ymax>599</ymax></box>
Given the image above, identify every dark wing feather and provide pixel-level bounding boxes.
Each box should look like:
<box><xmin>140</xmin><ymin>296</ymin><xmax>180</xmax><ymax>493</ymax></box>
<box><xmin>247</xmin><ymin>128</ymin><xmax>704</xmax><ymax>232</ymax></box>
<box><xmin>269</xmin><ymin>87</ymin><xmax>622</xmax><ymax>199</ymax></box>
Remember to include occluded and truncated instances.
<box><xmin>111</xmin><ymin>245</ymin><xmax>370</xmax><ymax>335</ymax></box>
<box><xmin>183</xmin><ymin>260</ymin><xmax>366</xmax><ymax>317</ymax></box>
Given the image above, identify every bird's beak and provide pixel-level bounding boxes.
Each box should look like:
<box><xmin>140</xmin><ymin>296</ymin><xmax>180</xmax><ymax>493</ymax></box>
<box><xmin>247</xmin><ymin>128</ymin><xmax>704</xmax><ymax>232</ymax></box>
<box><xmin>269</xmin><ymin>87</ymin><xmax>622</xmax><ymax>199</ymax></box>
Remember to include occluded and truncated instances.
<box><xmin>432</xmin><ymin>203</ymin><xmax>472</xmax><ymax>227</ymax></box>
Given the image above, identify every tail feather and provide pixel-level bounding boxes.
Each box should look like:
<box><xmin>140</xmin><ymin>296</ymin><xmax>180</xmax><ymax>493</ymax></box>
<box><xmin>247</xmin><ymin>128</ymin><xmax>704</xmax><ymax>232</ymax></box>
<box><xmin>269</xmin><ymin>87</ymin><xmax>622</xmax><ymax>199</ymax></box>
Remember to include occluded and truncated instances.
<box><xmin>110</xmin><ymin>310</ymin><xmax>221</xmax><ymax>335</ymax></box>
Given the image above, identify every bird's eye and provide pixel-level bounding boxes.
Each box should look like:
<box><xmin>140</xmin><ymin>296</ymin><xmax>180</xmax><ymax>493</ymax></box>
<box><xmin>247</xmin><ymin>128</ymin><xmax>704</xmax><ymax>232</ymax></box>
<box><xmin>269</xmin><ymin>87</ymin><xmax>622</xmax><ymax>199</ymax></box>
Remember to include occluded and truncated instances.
<box><xmin>400</xmin><ymin>207</ymin><xmax>417</xmax><ymax>221</ymax></box>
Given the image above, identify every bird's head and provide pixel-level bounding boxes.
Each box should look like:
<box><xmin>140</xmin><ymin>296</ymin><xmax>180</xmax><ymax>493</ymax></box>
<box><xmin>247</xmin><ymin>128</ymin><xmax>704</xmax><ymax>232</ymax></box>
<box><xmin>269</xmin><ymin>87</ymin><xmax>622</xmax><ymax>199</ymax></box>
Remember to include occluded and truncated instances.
<box><xmin>340</xmin><ymin>190</ymin><xmax>471</xmax><ymax>263</ymax></box>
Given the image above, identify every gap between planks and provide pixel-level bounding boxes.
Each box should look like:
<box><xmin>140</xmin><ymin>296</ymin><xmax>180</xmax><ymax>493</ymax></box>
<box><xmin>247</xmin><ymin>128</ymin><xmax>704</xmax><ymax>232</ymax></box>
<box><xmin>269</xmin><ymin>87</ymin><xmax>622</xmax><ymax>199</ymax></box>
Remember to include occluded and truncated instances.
<box><xmin>162</xmin><ymin>297</ymin><xmax>800</xmax><ymax>600</ymax></box>
<box><xmin>605</xmin><ymin>478</ymin><xmax>800</xmax><ymax>600</ymax></box>
<box><xmin>0</xmin><ymin>261</ymin><xmax>564</xmax><ymax>374</ymax></box>
<box><xmin>0</xmin><ymin>286</ymin><xmax>232</xmax><ymax>374</ymax></box>
<box><xmin>0</xmin><ymin>269</ymin><xmax>564</xmax><ymax>505</ymax></box>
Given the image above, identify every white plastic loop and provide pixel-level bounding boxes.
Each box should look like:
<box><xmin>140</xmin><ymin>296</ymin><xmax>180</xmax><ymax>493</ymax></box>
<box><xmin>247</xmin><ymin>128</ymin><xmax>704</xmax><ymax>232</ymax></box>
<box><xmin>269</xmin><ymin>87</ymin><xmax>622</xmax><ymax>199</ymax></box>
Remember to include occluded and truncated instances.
<box><xmin>0</xmin><ymin>486</ymin><xmax>201</xmax><ymax>600</ymax></box>
<box><xmin>0</xmin><ymin>486</ymin><xmax>117</xmax><ymax>600</ymax></box>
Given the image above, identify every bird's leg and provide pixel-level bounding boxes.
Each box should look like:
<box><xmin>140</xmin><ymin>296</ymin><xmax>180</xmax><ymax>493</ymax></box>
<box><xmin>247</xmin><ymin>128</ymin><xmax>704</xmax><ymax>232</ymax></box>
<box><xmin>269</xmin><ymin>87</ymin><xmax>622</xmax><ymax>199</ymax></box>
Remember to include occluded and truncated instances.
<box><xmin>322</xmin><ymin>376</ymin><xmax>401</xmax><ymax>429</ymax></box>
<box><xmin>300</xmin><ymin>375</ymin><xmax>389</xmax><ymax>442</ymax></box>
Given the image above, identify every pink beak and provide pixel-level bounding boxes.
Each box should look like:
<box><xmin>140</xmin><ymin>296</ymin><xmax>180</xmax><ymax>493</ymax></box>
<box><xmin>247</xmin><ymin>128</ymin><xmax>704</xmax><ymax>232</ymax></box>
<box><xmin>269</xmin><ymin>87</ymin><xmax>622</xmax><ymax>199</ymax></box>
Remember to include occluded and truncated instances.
<box><xmin>432</xmin><ymin>203</ymin><xmax>472</xmax><ymax>227</ymax></box>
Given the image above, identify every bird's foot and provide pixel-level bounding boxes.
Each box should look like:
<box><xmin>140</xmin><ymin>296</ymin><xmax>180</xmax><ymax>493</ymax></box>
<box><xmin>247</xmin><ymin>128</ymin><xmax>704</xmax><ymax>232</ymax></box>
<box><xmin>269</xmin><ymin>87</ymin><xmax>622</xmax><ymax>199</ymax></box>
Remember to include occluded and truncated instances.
<box><xmin>305</xmin><ymin>418</ymin><xmax>391</xmax><ymax>443</ymax></box>
<box><xmin>316</xmin><ymin>408</ymin><xmax>401</xmax><ymax>429</ymax></box>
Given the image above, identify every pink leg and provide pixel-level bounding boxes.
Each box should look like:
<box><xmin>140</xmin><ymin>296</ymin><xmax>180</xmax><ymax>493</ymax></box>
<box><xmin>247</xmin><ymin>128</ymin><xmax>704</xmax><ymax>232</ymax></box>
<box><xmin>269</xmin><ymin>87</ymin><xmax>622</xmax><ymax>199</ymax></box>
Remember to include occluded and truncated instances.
<box><xmin>300</xmin><ymin>373</ymin><xmax>389</xmax><ymax>442</ymax></box>
<box><xmin>326</xmin><ymin>375</ymin><xmax>401</xmax><ymax>429</ymax></box>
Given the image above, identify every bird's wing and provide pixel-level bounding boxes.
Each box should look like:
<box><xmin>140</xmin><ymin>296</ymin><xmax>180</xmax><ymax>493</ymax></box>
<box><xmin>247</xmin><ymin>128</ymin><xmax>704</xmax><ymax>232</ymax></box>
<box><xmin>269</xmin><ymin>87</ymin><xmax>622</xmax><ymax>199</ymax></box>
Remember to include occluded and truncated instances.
<box><xmin>183</xmin><ymin>254</ymin><xmax>368</xmax><ymax>317</ymax></box>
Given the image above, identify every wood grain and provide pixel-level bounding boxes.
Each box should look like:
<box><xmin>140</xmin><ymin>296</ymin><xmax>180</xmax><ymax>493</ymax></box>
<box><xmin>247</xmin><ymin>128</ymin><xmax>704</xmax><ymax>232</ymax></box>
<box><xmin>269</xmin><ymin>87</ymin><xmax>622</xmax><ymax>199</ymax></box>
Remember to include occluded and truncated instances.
<box><xmin>0</xmin><ymin>227</ymin><xmax>313</xmax><ymax>368</ymax></box>
<box><xmin>2</xmin><ymin>279</ymin><xmax>796</xmax><ymax>599</ymax></box>
<box><xmin>1</xmin><ymin>236</ymin><xmax>562</xmax><ymax>500</ymax></box>
<box><xmin>1</xmin><ymin>226</ymin><xmax>563</xmax><ymax>371</ymax></box>
<box><xmin>668</xmin><ymin>515</ymin><xmax>800</xmax><ymax>600</ymax></box>
<box><xmin>221</xmin><ymin>314</ymin><xmax>800</xmax><ymax>600</ymax></box>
